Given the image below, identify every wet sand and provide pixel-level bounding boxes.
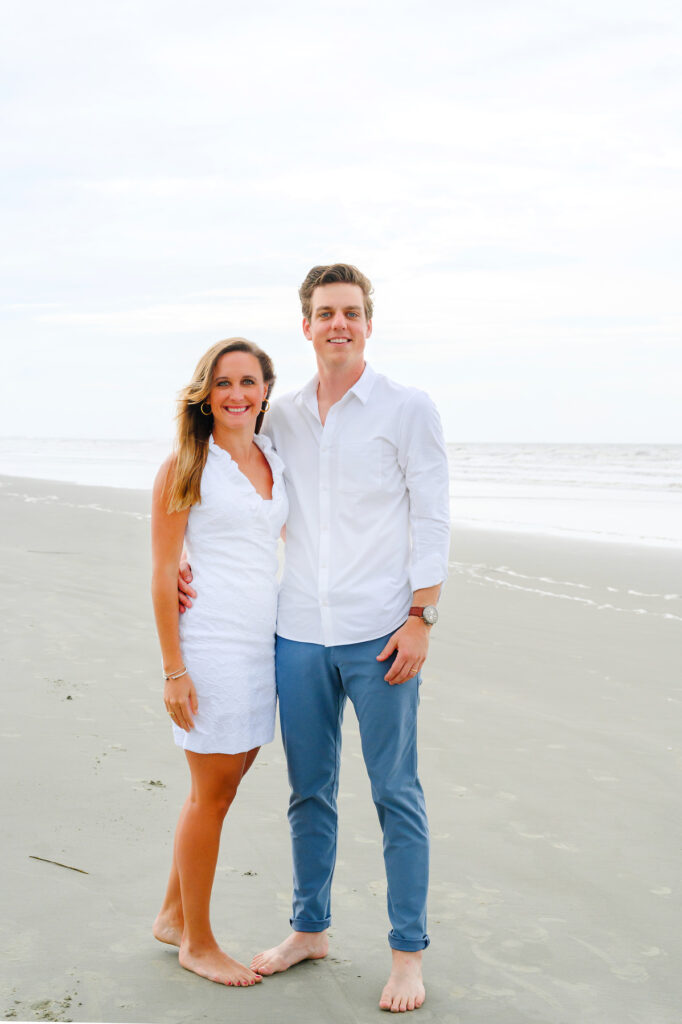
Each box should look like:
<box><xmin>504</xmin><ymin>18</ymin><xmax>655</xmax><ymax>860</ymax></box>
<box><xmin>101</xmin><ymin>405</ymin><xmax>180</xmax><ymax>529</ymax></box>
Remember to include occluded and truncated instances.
<box><xmin>1</xmin><ymin>474</ymin><xmax>680</xmax><ymax>1024</ymax></box>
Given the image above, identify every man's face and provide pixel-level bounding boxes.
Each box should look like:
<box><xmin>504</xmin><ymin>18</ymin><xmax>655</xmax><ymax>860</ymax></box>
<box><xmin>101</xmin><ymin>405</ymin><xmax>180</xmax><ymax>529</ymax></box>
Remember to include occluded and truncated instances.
<box><xmin>303</xmin><ymin>282</ymin><xmax>372</xmax><ymax>374</ymax></box>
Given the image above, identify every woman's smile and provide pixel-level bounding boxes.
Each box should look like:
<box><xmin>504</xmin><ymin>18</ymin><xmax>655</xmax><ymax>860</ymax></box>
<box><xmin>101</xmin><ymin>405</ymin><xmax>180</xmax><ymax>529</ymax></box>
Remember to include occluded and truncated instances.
<box><xmin>207</xmin><ymin>351</ymin><xmax>269</xmax><ymax>435</ymax></box>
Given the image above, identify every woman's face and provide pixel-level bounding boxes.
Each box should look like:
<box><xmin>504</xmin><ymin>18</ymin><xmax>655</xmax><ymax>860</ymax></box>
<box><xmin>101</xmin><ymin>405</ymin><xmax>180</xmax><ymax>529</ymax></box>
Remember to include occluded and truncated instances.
<box><xmin>208</xmin><ymin>351</ymin><xmax>268</xmax><ymax>436</ymax></box>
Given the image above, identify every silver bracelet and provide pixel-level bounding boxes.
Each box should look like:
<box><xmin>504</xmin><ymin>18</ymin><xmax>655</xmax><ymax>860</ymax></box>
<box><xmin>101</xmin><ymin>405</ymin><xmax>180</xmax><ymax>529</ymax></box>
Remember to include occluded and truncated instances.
<box><xmin>163</xmin><ymin>666</ymin><xmax>187</xmax><ymax>681</ymax></box>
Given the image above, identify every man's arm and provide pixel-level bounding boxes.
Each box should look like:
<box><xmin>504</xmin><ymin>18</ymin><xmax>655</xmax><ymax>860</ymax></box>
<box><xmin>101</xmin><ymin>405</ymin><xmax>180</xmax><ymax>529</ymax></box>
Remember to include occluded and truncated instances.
<box><xmin>377</xmin><ymin>389</ymin><xmax>450</xmax><ymax>685</ymax></box>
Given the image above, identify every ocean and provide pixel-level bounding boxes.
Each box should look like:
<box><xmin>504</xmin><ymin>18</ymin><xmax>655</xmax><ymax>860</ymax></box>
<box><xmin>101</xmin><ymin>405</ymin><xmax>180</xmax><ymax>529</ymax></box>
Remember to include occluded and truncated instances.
<box><xmin>1</xmin><ymin>438</ymin><xmax>681</xmax><ymax>549</ymax></box>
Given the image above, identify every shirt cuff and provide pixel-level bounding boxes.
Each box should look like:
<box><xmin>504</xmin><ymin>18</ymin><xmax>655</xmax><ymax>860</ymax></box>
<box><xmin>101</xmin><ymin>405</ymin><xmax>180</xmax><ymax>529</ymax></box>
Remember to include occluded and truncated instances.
<box><xmin>409</xmin><ymin>555</ymin><xmax>449</xmax><ymax>593</ymax></box>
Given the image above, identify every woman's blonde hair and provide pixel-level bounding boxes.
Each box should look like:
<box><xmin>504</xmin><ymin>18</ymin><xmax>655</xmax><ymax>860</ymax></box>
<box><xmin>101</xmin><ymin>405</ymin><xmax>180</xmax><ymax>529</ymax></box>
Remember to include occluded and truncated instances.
<box><xmin>167</xmin><ymin>337</ymin><xmax>276</xmax><ymax>512</ymax></box>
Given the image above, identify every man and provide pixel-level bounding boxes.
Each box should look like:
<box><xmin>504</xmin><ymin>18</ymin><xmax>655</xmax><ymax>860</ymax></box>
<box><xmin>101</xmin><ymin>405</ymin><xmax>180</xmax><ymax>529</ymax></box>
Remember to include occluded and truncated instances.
<box><xmin>181</xmin><ymin>264</ymin><xmax>450</xmax><ymax>1012</ymax></box>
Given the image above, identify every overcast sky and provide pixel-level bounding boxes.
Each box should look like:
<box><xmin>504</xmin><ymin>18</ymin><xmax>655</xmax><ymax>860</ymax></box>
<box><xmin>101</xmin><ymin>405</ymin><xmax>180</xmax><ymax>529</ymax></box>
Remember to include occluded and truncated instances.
<box><xmin>1</xmin><ymin>0</ymin><xmax>680</xmax><ymax>443</ymax></box>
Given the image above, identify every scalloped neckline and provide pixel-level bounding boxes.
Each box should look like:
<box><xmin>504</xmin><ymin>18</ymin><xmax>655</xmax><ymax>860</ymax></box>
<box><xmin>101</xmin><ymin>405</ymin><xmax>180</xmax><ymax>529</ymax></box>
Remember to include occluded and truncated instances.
<box><xmin>209</xmin><ymin>435</ymin><xmax>278</xmax><ymax>502</ymax></box>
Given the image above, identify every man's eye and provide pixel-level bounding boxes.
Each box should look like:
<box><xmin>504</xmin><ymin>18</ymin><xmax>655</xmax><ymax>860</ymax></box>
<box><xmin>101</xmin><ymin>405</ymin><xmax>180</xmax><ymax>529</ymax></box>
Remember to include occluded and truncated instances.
<box><xmin>319</xmin><ymin>312</ymin><xmax>330</xmax><ymax>318</ymax></box>
<box><xmin>242</xmin><ymin>379</ymin><xmax>255</xmax><ymax>386</ymax></box>
<box><xmin>347</xmin><ymin>311</ymin><xmax>358</xmax><ymax>318</ymax></box>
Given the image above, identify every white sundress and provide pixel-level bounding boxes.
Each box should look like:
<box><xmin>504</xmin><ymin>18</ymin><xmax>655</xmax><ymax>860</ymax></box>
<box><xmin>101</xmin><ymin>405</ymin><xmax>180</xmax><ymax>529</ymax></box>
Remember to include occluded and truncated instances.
<box><xmin>173</xmin><ymin>433</ymin><xmax>287</xmax><ymax>754</ymax></box>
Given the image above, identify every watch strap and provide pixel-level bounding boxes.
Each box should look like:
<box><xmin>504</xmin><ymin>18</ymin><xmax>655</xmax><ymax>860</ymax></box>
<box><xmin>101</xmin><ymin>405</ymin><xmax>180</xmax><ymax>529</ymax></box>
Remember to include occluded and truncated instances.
<box><xmin>408</xmin><ymin>604</ymin><xmax>438</xmax><ymax>625</ymax></box>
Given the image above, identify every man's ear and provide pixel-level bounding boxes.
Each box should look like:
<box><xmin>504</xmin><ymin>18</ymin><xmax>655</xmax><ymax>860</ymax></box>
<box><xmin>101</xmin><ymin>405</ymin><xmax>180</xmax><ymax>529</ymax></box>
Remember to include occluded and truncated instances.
<box><xmin>302</xmin><ymin>316</ymin><xmax>312</xmax><ymax>340</ymax></box>
<box><xmin>366</xmin><ymin>318</ymin><xmax>373</xmax><ymax>339</ymax></box>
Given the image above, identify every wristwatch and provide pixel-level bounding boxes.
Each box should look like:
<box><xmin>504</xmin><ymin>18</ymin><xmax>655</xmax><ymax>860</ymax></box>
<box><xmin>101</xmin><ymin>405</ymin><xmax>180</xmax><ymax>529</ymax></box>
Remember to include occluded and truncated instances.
<box><xmin>408</xmin><ymin>605</ymin><xmax>439</xmax><ymax>626</ymax></box>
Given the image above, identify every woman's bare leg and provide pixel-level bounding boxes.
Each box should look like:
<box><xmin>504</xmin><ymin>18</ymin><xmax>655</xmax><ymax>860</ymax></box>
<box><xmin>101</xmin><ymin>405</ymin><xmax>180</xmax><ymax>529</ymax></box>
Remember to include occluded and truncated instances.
<box><xmin>153</xmin><ymin>794</ymin><xmax>189</xmax><ymax>946</ymax></box>
<box><xmin>153</xmin><ymin>747</ymin><xmax>262</xmax><ymax>985</ymax></box>
<box><xmin>153</xmin><ymin>747</ymin><xmax>260</xmax><ymax>949</ymax></box>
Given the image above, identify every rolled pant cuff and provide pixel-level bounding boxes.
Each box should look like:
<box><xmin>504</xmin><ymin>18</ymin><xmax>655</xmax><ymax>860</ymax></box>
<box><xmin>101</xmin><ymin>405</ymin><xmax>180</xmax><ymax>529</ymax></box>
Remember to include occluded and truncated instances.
<box><xmin>291</xmin><ymin>917</ymin><xmax>331</xmax><ymax>933</ymax></box>
<box><xmin>388</xmin><ymin>933</ymin><xmax>431</xmax><ymax>952</ymax></box>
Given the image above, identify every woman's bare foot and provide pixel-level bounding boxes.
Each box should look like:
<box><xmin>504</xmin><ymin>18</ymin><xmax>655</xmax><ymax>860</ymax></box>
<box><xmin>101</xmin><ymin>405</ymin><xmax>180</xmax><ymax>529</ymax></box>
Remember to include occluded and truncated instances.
<box><xmin>250</xmin><ymin>930</ymin><xmax>329</xmax><ymax>975</ymax></box>
<box><xmin>179</xmin><ymin>940</ymin><xmax>262</xmax><ymax>986</ymax></box>
<box><xmin>379</xmin><ymin>950</ymin><xmax>425</xmax><ymax>1013</ymax></box>
<box><xmin>152</xmin><ymin>911</ymin><xmax>184</xmax><ymax>948</ymax></box>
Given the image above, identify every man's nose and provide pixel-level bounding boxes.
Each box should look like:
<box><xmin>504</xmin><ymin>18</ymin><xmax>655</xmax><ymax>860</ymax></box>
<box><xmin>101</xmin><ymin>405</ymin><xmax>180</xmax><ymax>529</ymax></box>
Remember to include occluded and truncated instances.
<box><xmin>330</xmin><ymin>310</ymin><xmax>347</xmax><ymax>329</ymax></box>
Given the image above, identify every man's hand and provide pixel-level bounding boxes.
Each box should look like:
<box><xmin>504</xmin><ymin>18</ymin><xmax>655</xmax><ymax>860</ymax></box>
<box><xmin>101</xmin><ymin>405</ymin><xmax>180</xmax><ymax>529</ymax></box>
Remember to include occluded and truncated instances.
<box><xmin>376</xmin><ymin>617</ymin><xmax>431</xmax><ymax>685</ymax></box>
<box><xmin>178</xmin><ymin>559</ymin><xmax>196</xmax><ymax>614</ymax></box>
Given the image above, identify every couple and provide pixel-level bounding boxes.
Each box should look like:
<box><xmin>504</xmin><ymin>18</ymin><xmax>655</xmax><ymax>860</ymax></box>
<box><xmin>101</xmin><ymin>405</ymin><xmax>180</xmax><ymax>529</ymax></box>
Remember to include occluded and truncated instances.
<box><xmin>150</xmin><ymin>263</ymin><xmax>451</xmax><ymax>1013</ymax></box>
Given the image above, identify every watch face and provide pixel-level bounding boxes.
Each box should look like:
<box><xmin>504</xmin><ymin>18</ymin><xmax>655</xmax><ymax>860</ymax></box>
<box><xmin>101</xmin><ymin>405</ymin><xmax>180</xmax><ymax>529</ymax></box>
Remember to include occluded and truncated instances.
<box><xmin>423</xmin><ymin>605</ymin><xmax>438</xmax><ymax>625</ymax></box>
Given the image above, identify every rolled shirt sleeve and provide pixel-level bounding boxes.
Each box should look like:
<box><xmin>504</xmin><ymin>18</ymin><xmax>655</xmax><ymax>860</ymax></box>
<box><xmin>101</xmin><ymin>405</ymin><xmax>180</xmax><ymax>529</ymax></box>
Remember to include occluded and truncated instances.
<box><xmin>398</xmin><ymin>390</ymin><xmax>451</xmax><ymax>592</ymax></box>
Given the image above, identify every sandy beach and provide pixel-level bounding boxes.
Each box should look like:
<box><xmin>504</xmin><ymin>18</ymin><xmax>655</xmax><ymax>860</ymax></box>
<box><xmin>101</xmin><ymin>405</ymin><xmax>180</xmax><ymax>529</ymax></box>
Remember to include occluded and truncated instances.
<box><xmin>1</xmin><ymin>473</ymin><xmax>680</xmax><ymax>1024</ymax></box>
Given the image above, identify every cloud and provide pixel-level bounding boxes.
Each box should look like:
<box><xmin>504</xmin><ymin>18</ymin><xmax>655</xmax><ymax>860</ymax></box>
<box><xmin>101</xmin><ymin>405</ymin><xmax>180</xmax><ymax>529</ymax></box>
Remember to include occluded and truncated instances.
<box><xmin>37</xmin><ymin>288</ymin><xmax>297</xmax><ymax>334</ymax></box>
<box><xmin>1</xmin><ymin>0</ymin><xmax>681</xmax><ymax>441</ymax></box>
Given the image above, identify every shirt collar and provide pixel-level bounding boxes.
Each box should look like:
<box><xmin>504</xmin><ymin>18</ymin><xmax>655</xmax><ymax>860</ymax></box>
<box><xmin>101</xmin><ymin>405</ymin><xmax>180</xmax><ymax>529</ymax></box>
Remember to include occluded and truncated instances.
<box><xmin>297</xmin><ymin>374</ymin><xmax>321</xmax><ymax>418</ymax></box>
<box><xmin>348</xmin><ymin>362</ymin><xmax>377</xmax><ymax>405</ymax></box>
<box><xmin>296</xmin><ymin>362</ymin><xmax>377</xmax><ymax>416</ymax></box>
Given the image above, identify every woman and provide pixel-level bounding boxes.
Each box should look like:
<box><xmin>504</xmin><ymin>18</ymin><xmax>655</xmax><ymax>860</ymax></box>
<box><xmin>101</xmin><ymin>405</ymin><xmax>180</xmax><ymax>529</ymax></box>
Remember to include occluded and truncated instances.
<box><xmin>150</xmin><ymin>338</ymin><xmax>287</xmax><ymax>987</ymax></box>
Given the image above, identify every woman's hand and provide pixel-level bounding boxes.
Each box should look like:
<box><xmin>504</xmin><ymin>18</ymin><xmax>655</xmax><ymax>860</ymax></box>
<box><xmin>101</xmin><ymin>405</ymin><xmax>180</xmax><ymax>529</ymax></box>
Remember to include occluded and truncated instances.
<box><xmin>164</xmin><ymin>672</ymin><xmax>199</xmax><ymax>731</ymax></box>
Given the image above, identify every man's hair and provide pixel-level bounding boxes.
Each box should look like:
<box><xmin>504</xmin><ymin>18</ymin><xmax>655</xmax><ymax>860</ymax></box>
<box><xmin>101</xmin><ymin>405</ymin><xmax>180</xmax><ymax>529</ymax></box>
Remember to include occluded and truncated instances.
<box><xmin>299</xmin><ymin>263</ymin><xmax>374</xmax><ymax>321</ymax></box>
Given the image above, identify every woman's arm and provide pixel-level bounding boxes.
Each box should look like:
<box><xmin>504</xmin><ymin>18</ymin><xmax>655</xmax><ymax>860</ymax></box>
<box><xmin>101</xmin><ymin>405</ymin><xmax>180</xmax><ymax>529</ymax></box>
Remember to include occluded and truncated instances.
<box><xmin>151</xmin><ymin>456</ymin><xmax>197</xmax><ymax>731</ymax></box>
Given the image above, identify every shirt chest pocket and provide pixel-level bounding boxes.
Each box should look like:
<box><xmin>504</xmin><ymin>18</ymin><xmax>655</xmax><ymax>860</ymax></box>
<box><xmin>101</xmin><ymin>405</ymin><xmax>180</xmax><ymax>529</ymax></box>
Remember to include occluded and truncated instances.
<box><xmin>336</xmin><ymin>440</ymin><xmax>386</xmax><ymax>496</ymax></box>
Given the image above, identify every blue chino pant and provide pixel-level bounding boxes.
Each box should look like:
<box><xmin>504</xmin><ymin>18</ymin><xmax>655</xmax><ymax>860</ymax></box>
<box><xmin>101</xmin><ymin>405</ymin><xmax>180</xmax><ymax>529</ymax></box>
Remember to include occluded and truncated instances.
<box><xmin>275</xmin><ymin>632</ymin><xmax>430</xmax><ymax>952</ymax></box>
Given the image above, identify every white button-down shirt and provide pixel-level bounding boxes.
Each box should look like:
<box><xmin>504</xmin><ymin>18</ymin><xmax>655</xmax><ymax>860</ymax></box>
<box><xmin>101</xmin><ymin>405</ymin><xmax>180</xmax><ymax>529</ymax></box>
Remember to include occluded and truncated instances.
<box><xmin>263</xmin><ymin>363</ymin><xmax>450</xmax><ymax>647</ymax></box>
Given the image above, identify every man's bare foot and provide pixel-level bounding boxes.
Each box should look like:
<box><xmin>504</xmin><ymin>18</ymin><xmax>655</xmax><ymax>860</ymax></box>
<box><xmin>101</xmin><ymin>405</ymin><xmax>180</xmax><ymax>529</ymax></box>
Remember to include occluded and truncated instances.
<box><xmin>179</xmin><ymin>940</ymin><xmax>262</xmax><ymax>986</ymax></box>
<box><xmin>379</xmin><ymin>950</ymin><xmax>425</xmax><ymax>1013</ymax></box>
<box><xmin>250</xmin><ymin>930</ymin><xmax>329</xmax><ymax>975</ymax></box>
<box><xmin>152</xmin><ymin>911</ymin><xmax>183</xmax><ymax>948</ymax></box>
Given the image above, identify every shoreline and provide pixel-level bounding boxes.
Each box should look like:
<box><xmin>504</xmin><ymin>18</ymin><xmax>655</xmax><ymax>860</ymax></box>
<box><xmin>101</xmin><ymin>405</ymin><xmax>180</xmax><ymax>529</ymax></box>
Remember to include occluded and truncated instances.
<box><xmin>3</xmin><ymin>472</ymin><xmax>682</xmax><ymax>555</ymax></box>
<box><xmin>2</xmin><ymin>473</ymin><xmax>680</xmax><ymax>1023</ymax></box>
